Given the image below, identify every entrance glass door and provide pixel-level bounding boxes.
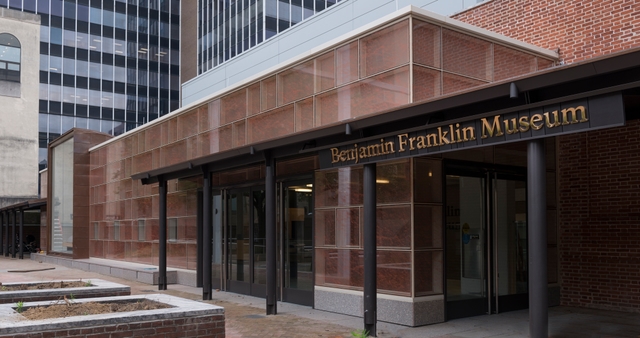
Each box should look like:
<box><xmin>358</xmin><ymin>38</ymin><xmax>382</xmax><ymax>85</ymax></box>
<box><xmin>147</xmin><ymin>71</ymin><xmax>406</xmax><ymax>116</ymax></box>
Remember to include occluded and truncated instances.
<box><xmin>281</xmin><ymin>180</ymin><xmax>314</xmax><ymax>306</ymax></box>
<box><xmin>226</xmin><ymin>186</ymin><xmax>266</xmax><ymax>297</ymax></box>
<box><xmin>445</xmin><ymin>168</ymin><xmax>528</xmax><ymax>319</ymax></box>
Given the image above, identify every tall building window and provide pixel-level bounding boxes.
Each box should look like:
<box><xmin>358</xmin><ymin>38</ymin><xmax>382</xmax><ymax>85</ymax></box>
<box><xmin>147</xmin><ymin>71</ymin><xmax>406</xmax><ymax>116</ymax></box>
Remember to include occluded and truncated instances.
<box><xmin>0</xmin><ymin>33</ymin><xmax>21</xmax><ymax>82</ymax></box>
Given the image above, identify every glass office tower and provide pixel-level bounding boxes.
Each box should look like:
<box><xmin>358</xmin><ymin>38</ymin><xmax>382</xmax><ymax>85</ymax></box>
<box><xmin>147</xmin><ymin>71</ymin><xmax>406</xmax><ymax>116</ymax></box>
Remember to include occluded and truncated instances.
<box><xmin>0</xmin><ymin>0</ymin><xmax>180</xmax><ymax>170</ymax></box>
<box><xmin>197</xmin><ymin>0</ymin><xmax>344</xmax><ymax>74</ymax></box>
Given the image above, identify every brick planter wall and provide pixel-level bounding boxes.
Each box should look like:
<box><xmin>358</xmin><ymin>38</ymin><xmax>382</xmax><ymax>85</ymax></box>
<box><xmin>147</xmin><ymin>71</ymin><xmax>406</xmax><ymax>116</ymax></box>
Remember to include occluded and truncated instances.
<box><xmin>0</xmin><ymin>294</ymin><xmax>225</xmax><ymax>338</ymax></box>
<box><xmin>0</xmin><ymin>315</ymin><xmax>225</xmax><ymax>338</ymax></box>
<box><xmin>0</xmin><ymin>279</ymin><xmax>130</xmax><ymax>304</ymax></box>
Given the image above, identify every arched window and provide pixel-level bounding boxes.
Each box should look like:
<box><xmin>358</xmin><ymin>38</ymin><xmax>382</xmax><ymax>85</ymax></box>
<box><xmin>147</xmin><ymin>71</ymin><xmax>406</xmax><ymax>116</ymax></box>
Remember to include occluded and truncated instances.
<box><xmin>0</xmin><ymin>33</ymin><xmax>21</xmax><ymax>82</ymax></box>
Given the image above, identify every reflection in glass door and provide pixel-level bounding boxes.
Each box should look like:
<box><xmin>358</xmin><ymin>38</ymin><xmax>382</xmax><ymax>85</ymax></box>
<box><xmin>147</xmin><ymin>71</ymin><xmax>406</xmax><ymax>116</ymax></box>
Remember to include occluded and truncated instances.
<box><xmin>445</xmin><ymin>169</ymin><xmax>528</xmax><ymax>320</ymax></box>
<box><xmin>226</xmin><ymin>187</ymin><xmax>266</xmax><ymax>297</ymax></box>
<box><xmin>281</xmin><ymin>180</ymin><xmax>314</xmax><ymax>306</ymax></box>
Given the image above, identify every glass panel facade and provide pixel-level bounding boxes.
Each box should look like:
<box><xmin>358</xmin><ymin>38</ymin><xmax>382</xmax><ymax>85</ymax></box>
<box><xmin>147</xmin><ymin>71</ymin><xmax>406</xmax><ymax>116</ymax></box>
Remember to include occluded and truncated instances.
<box><xmin>51</xmin><ymin>137</ymin><xmax>74</xmax><ymax>254</ymax></box>
<box><xmin>0</xmin><ymin>1</ymin><xmax>181</xmax><ymax>170</ymax></box>
<box><xmin>197</xmin><ymin>0</ymin><xmax>347</xmax><ymax>74</ymax></box>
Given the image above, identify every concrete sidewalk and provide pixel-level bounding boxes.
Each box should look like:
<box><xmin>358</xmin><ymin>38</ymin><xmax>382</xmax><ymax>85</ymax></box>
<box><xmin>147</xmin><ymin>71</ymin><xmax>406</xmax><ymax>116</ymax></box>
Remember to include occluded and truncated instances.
<box><xmin>1</xmin><ymin>256</ymin><xmax>639</xmax><ymax>337</ymax></box>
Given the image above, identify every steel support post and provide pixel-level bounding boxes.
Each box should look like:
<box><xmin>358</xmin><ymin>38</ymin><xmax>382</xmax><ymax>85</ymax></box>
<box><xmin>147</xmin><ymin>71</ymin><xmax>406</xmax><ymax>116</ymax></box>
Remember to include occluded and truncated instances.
<box><xmin>0</xmin><ymin>212</ymin><xmax>4</xmax><ymax>256</ymax></box>
<box><xmin>3</xmin><ymin>212</ymin><xmax>7</xmax><ymax>257</ymax></box>
<box><xmin>363</xmin><ymin>163</ymin><xmax>377</xmax><ymax>337</ymax></box>
<box><xmin>528</xmin><ymin>139</ymin><xmax>548</xmax><ymax>338</ymax></box>
<box><xmin>197</xmin><ymin>190</ymin><xmax>204</xmax><ymax>288</ymax></box>
<box><xmin>203</xmin><ymin>167</ymin><xmax>213</xmax><ymax>300</ymax></box>
<box><xmin>158</xmin><ymin>177</ymin><xmax>168</xmax><ymax>290</ymax></box>
<box><xmin>11</xmin><ymin>210</ymin><xmax>16</xmax><ymax>258</ymax></box>
<box><xmin>266</xmin><ymin>152</ymin><xmax>277</xmax><ymax>315</ymax></box>
<box><xmin>19</xmin><ymin>209</ymin><xmax>24</xmax><ymax>259</ymax></box>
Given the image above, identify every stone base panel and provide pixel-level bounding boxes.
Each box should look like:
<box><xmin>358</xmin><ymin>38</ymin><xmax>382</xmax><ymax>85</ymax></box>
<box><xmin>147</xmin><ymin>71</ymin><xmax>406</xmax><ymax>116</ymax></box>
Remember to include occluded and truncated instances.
<box><xmin>314</xmin><ymin>286</ymin><xmax>444</xmax><ymax>326</ymax></box>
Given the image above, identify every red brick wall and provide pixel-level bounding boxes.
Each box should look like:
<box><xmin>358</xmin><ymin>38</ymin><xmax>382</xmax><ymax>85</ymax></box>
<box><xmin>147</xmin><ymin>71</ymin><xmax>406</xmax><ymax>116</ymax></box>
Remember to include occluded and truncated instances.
<box><xmin>453</xmin><ymin>0</ymin><xmax>640</xmax><ymax>64</ymax></box>
<box><xmin>454</xmin><ymin>0</ymin><xmax>640</xmax><ymax>313</ymax></box>
<box><xmin>2</xmin><ymin>315</ymin><xmax>225</xmax><ymax>338</ymax></box>
<box><xmin>556</xmin><ymin>119</ymin><xmax>640</xmax><ymax>312</ymax></box>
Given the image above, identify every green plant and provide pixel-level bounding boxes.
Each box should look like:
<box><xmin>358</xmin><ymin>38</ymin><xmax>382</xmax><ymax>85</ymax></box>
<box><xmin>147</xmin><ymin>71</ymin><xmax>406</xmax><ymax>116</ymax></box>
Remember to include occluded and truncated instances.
<box><xmin>84</xmin><ymin>280</ymin><xmax>92</xmax><ymax>287</ymax></box>
<box><xmin>1</xmin><ymin>285</ymin><xmax>6</xmax><ymax>291</ymax></box>
<box><xmin>69</xmin><ymin>293</ymin><xmax>75</xmax><ymax>300</ymax></box>
<box><xmin>350</xmin><ymin>329</ymin><xmax>369</xmax><ymax>338</ymax></box>
<box><xmin>15</xmin><ymin>301</ymin><xmax>24</xmax><ymax>313</ymax></box>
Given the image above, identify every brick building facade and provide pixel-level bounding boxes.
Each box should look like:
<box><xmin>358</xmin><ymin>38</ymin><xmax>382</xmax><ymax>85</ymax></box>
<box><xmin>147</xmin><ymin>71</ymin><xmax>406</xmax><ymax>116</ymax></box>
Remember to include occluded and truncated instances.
<box><xmin>453</xmin><ymin>0</ymin><xmax>640</xmax><ymax>314</ymax></box>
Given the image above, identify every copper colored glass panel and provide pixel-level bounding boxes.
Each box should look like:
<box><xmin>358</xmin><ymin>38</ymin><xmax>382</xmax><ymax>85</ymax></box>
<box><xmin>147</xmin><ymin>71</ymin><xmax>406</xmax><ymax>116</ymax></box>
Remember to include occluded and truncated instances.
<box><xmin>221</xmin><ymin>89</ymin><xmax>247</xmax><ymax>124</ymax></box>
<box><xmin>315</xmin><ymin>167</ymin><xmax>363</xmax><ymax>208</ymax></box>
<box><xmin>233</xmin><ymin>120</ymin><xmax>246</xmax><ymax>147</ymax></box>
<box><xmin>377</xmin><ymin>206</ymin><xmax>411</xmax><ymax>248</ymax></box>
<box><xmin>261</xmin><ymin>76</ymin><xmax>277</xmax><ymax>111</ymax></box>
<box><xmin>106</xmin><ymin>241</ymin><xmax>125</xmax><ymax>259</ymax></box>
<box><xmin>537</xmin><ymin>57</ymin><xmax>554</xmax><ymax>70</ymax></box>
<box><xmin>177</xmin><ymin>109</ymin><xmax>199</xmax><ymax>140</ymax></box>
<box><xmin>161</xmin><ymin>139</ymin><xmax>187</xmax><ymax>167</ymax></box>
<box><xmin>377</xmin><ymin>250</ymin><xmax>411</xmax><ymax>295</ymax></box>
<box><xmin>218</xmin><ymin>124</ymin><xmax>233</xmax><ymax>152</ymax></box>
<box><xmin>413</xmin><ymin>20</ymin><xmax>441</xmax><ymax>68</ymax></box>
<box><xmin>295</xmin><ymin>97</ymin><xmax>314</xmax><ymax>132</ymax></box>
<box><xmin>247</xmin><ymin>104</ymin><xmax>295</xmax><ymax>143</ymax></box>
<box><xmin>217</xmin><ymin>164</ymin><xmax>265</xmax><ymax>186</ymax></box>
<box><xmin>336</xmin><ymin>41</ymin><xmax>358</xmax><ymax>86</ymax></box>
<box><xmin>413</xmin><ymin>65</ymin><xmax>441</xmax><ymax>102</ymax></box>
<box><xmin>316</xmin><ymin>50</ymin><xmax>335</xmax><ymax>92</ymax></box>
<box><xmin>248</xmin><ymin>83</ymin><xmax>261</xmax><ymax>116</ymax></box>
<box><xmin>315</xmin><ymin>88</ymin><xmax>339</xmax><ymax>126</ymax></box>
<box><xmin>315</xmin><ymin>209</ymin><xmax>336</xmax><ymax>246</ymax></box>
<box><xmin>414</xmin><ymin>205</ymin><xmax>443</xmax><ymax>249</ymax></box>
<box><xmin>350</xmin><ymin>67</ymin><xmax>410</xmax><ymax>118</ymax></box>
<box><xmin>493</xmin><ymin>45</ymin><xmax>536</xmax><ymax>82</ymax></box>
<box><xmin>197</xmin><ymin>105</ymin><xmax>210</xmax><ymax>133</ymax></box>
<box><xmin>279</xmin><ymin>60</ymin><xmax>314</xmax><ymax>106</ymax></box>
<box><xmin>315</xmin><ymin>249</ymin><xmax>363</xmax><ymax>288</ymax></box>
<box><xmin>442</xmin><ymin>29</ymin><xmax>492</xmax><ymax>81</ymax></box>
<box><xmin>198</xmin><ymin>128</ymin><xmax>220</xmax><ymax>155</ymax></box>
<box><xmin>360</xmin><ymin>20</ymin><xmax>410</xmax><ymax>77</ymax></box>
<box><xmin>414</xmin><ymin>250</ymin><xmax>443</xmax><ymax>295</ymax></box>
<box><xmin>208</xmin><ymin>99</ymin><xmax>221</xmax><ymax>129</ymax></box>
<box><xmin>377</xmin><ymin>159</ymin><xmax>411</xmax><ymax>204</ymax></box>
<box><xmin>137</xmin><ymin>130</ymin><xmax>146</xmax><ymax>154</ymax></box>
<box><xmin>442</xmin><ymin>72</ymin><xmax>488</xmax><ymax>95</ymax></box>
<box><xmin>336</xmin><ymin>208</ymin><xmax>360</xmax><ymax>247</ymax></box>
<box><xmin>186</xmin><ymin>243</ymin><xmax>198</xmax><ymax>270</ymax></box>
<box><xmin>132</xmin><ymin>151</ymin><xmax>152</xmax><ymax>174</ymax></box>
<box><xmin>414</xmin><ymin>158</ymin><xmax>442</xmax><ymax>203</ymax></box>
<box><xmin>130</xmin><ymin>241</ymin><xmax>153</xmax><ymax>264</ymax></box>
<box><xmin>168</xmin><ymin>118</ymin><xmax>178</xmax><ymax>144</ymax></box>
<box><xmin>276</xmin><ymin>155</ymin><xmax>318</xmax><ymax>177</ymax></box>
<box><xmin>167</xmin><ymin>242</ymin><xmax>188</xmax><ymax>269</ymax></box>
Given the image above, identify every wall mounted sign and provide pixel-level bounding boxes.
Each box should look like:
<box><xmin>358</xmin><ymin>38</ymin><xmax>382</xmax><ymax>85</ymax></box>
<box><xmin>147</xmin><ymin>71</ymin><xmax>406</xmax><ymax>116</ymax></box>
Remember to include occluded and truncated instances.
<box><xmin>319</xmin><ymin>93</ymin><xmax>625</xmax><ymax>168</ymax></box>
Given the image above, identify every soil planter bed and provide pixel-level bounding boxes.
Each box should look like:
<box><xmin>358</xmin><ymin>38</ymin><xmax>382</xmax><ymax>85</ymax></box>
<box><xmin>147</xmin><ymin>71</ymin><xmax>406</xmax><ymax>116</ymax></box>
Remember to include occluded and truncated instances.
<box><xmin>0</xmin><ymin>279</ymin><xmax>130</xmax><ymax>304</ymax></box>
<box><xmin>0</xmin><ymin>294</ymin><xmax>225</xmax><ymax>338</ymax></box>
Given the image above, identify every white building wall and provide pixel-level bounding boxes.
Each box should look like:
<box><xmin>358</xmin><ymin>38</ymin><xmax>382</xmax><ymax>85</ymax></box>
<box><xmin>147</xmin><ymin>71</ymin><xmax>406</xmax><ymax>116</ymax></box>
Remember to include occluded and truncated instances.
<box><xmin>182</xmin><ymin>0</ymin><xmax>485</xmax><ymax>106</ymax></box>
<box><xmin>0</xmin><ymin>8</ymin><xmax>40</xmax><ymax>207</ymax></box>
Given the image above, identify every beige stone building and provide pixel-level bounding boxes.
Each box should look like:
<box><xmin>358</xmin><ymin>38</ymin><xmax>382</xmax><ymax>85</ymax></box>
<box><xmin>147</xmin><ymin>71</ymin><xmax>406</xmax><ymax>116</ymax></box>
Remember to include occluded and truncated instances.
<box><xmin>0</xmin><ymin>8</ymin><xmax>40</xmax><ymax>208</ymax></box>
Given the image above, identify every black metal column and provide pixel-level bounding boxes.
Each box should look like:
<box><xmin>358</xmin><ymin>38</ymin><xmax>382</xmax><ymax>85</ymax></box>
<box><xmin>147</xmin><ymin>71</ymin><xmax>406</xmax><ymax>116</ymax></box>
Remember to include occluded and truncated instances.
<box><xmin>197</xmin><ymin>190</ymin><xmax>204</xmax><ymax>288</ymax></box>
<box><xmin>11</xmin><ymin>210</ymin><xmax>16</xmax><ymax>258</ymax></box>
<box><xmin>202</xmin><ymin>166</ymin><xmax>213</xmax><ymax>300</ymax></box>
<box><xmin>528</xmin><ymin>139</ymin><xmax>548</xmax><ymax>338</ymax></box>
<box><xmin>3</xmin><ymin>211</ymin><xmax>7</xmax><ymax>257</ymax></box>
<box><xmin>265</xmin><ymin>152</ymin><xmax>277</xmax><ymax>315</ymax></box>
<box><xmin>363</xmin><ymin>163</ymin><xmax>377</xmax><ymax>337</ymax></box>
<box><xmin>158</xmin><ymin>176</ymin><xmax>168</xmax><ymax>290</ymax></box>
<box><xmin>18</xmin><ymin>209</ymin><xmax>24</xmax><ymax>259</ymax></box>
<box><xmin>0</xmin><ymin>212</ymin><xmax>4</xmax><ymax>256</ymax></box>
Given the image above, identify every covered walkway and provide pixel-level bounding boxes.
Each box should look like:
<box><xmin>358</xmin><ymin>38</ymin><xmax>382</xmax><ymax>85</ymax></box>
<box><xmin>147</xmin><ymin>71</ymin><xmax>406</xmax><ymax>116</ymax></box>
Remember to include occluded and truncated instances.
<box><xmin>1</xmin><ymin>255</ymin><xmax>638</xmax><ymax>337</ymax></box>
